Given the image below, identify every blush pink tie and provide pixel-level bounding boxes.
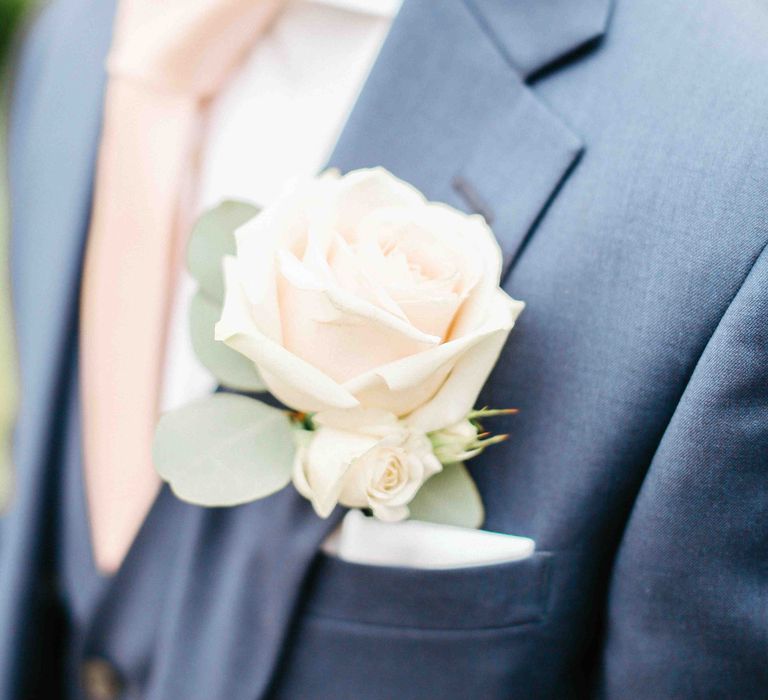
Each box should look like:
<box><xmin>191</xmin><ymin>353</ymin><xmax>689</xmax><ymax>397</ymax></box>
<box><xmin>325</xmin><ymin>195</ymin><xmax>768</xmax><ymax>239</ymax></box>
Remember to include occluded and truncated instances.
<box><xmin>80</xmin><ymin>0</ymin><xmax>285</xmax><ymax>574</ymax></box>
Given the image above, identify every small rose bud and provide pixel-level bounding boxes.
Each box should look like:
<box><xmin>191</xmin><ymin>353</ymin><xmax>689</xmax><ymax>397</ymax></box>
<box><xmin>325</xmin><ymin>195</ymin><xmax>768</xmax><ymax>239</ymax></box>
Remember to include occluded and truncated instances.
<box><xmin>429</xmin><ymin>412</ymin><xmax>513</xmax><ymax>464</ymax></box>
<box><xmin>429</xmin><ymin>420</ymin><xmax>484</xmax><ymax>463</ymax></box>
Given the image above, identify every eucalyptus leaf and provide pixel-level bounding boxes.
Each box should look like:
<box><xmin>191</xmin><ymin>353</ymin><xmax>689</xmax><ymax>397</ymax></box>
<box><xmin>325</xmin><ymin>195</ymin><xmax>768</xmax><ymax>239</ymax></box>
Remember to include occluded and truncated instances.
<box><xmin>408</xmin><ymin>462</ymin><xmax>484</xmax><ymax>528</ymax></box>
<box><xmin>190</xmin><ymin>291</ymin><xmax>266</xmax><ymax>392</ymax></box>
<box><xmin>154</xmin><ymin>394</ymin><xmax>295</xmax><ymax>507</ymax></box>
<box><xmin>187</xmin><ymin>200</ymin><xmax>259</xmax><ymax>303</ymax></box>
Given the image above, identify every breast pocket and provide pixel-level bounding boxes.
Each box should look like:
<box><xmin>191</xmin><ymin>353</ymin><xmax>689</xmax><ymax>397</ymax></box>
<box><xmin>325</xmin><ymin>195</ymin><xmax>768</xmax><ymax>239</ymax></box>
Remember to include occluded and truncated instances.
<box><xmin>272</xmin><ymin>551</ymin><xmax>553</xmax><ymax>700</ymax></box>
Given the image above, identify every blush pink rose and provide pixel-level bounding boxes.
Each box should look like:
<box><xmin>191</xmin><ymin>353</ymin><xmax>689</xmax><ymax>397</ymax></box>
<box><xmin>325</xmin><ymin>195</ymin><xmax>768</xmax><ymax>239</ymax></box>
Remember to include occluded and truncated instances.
<box><xmin>216</xmin><ymin>167</ymin><xmax>524</xmax><ymax>433</ymax></box>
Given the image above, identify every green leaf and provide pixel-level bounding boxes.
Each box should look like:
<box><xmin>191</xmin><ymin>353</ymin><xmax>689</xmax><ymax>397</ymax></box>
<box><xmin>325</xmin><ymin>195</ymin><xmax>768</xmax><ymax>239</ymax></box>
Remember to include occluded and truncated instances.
<box><xmin>408</xmin><ymin>462</ymin><xmax>484</xmax><ymax>529</ymax></box>
<box><xmin>190</xmin><ymin>291</ymin><xmax>266</xmax><ymax>392</ymax></box>
<box><xmin>187</xmin><ymin>200</ymin><xmax>259</xmax><ymax>303</ymax></box>
<box><xmin>154</xmin><ymin>394</ymin><xmax>295</xmax><ymax>507</ymax></box>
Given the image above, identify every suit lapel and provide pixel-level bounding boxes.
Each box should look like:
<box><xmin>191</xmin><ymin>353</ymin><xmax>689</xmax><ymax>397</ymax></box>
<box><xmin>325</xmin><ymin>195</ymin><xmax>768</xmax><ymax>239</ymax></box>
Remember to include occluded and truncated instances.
<box><xmin>465</xmin><ymin>0</ymin><xmax>613</xmax><ymax>79</ymax></box>
<box><xmin>327</xmin><ymin>0</ymin><xmax>610</xmax><ymax>275</ymax></box>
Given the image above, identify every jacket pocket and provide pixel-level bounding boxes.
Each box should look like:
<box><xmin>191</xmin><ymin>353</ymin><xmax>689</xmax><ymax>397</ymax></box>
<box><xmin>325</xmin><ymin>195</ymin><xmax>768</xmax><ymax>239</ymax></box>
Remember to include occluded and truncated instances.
<box><xmin>304</xmin><ymin>550</ymin><xmax>552</xmax><ymax>631</ymax></box>
<box><xmin>271</xmin><ymin>552</ymin><xmax>554</xmax><ymax>700</ymax></box>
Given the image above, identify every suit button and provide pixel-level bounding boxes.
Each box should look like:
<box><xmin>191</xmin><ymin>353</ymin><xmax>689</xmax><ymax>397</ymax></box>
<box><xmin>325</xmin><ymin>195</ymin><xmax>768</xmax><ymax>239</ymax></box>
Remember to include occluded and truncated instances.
<box><xmin>81</xmin><ymin>658</ymin><xmax>124</xmax><ymax>700</ymax></box>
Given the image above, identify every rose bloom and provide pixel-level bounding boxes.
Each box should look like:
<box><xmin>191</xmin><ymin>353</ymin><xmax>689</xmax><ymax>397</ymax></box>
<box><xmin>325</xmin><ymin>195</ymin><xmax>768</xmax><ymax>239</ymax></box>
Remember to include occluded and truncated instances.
<box><xmin>293</xmin><ymin>410</ymin><xmax>442</xmax><ymax>520</ymax></box>
<box><xmin>216</xmin><ymin>167</ymin><xmax>524</xmax><ymax>436</ymax></box>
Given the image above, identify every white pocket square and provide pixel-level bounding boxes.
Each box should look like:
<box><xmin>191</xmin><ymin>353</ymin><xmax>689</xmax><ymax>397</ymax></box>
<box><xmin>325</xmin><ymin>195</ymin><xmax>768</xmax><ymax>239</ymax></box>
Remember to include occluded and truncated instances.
<box><xmin>322</xmin><ymin>510</ymin><xmax>535</xmax><ymax>570</ymax></box>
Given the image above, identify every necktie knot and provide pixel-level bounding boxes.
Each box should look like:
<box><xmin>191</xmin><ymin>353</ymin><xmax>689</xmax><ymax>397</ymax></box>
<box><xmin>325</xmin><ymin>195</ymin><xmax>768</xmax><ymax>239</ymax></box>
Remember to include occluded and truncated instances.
<box><xmin>107</xmin><ymin>0</ymin><xmax>286</xmax><ymax>98</ymax></box>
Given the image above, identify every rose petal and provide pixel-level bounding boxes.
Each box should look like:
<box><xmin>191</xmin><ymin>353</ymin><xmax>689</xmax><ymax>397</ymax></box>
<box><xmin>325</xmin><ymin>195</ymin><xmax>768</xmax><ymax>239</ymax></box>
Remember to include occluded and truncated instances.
<box><xmin>444</xmin><ymin>213</ymin><xmax>504</xmax><ymax>340</ymax></box>
<box><xmin>313</xmin><ymin>408</ymin><xmax>399</xmax><ymax>433</ymax></box>
<box><xmin>232</xmin><ymin>181</ymin><xmax>307</xmax><ymax>341</ymax></box>
<box><xmin>325</xmin><ymin>167</ymin><xmax>426</xmax><ymax>240</ymax></box>
<box><xmin>298</xmin><ymin>427</ymin><xmax>378</xmax><ymax>516</ymax></box>
<box><xmin>397</xmin><ymin>294</ymin><xmax>462</xmax><ymax>342</ymax></box>
<box><xmin>342</xmin><ymin>288</ymin><xmax>522</xmax><ymax>418</ymax></box>
<box><xmin>277</xmin><ymin>255</ymin><xmax>441</xmax><ymax>384</ymax></box>
<box><xmin>216</xmin><ymin>256</ymin><xmax>359</xmax><ymax>412</ymax></box>
<box><xmin>328</xmin><ymin>234</ymin><xmax>409</xmax><ymax>322</ymax></box>
<box><xmin>371</xmin><ymin>503</ymin><xmax>409</xmax><ymax>522</ymax></box>
<box><xmin>407</xmin><ymin>290</ymin><xmax>525</xmax><ymax>432</ymax></box>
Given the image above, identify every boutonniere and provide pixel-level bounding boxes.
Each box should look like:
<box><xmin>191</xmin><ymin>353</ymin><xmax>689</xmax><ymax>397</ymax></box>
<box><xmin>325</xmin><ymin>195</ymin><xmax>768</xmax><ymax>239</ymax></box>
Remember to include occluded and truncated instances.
<box><xmin>154</xmin><ymin>168</ymin><xmax>524</xmax><ymax>527</ymax></box>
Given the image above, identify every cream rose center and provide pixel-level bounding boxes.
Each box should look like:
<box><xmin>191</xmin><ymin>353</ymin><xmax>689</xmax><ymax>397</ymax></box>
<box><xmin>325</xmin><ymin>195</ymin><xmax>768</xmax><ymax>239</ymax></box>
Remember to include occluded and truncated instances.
<box><xmin>366</xmin><ymin>449</ymin><xmax>410</xmax><ymax>499</ymax></box>
<box><xmin>275</xmin><ymin>209</ymin><xmax>475</xmax><ymax>384</ymax></box>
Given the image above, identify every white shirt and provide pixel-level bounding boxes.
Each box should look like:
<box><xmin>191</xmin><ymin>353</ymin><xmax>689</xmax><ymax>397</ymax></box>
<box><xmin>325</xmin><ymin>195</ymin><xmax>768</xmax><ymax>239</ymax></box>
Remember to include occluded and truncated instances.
<box><xmin>161</xmin><ymin>0</ymin><xmax>400</xmax><ymax>413</ymax></box>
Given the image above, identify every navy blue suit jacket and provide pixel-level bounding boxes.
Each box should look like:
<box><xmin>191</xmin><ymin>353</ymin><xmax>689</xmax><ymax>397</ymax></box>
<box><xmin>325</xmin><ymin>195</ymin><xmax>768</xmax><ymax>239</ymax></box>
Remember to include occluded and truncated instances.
<box><xmin>2</xmin><ymin>0</ymin><xmax>767</xmax><ymax>697</ymax></box>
